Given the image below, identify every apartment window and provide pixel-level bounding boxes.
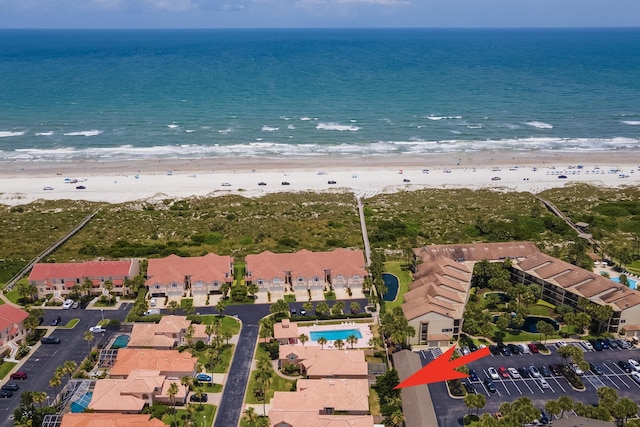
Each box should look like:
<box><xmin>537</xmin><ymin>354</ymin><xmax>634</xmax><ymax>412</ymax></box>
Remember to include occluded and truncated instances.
<box><xmin>420</xmin><ymin>323</ymin><xmax>428</xmax><ymax>344</ymax></box>
<box><xmin>257</xmin><ymin>279</ymin><xmax>264</xmax><ymax>285</ymax></box>
<box><xmin>453</xmin><ymin>319</ymin><xmax>461</xmax><ymax>327</ymax></box>
<box><xmin>273</xmin><ymin>278</ymin><xmax>280</xmax><ymax>284</ymax></box>
<box><xmin>213</xmin><ymin>281</ymin><xmax>219</xmax><ymax>287</ymax></box>
<box><xmin>76</xmin><ymin>278</ymin><xmax>80</xmax><ymax>284</ymax></box>
<box><xmin>172</xmin><ymin>283</ymin><xmax>178</xmax><ymax>288</ymax></box>
<box><xmin>442</xmin><ymin>328</ymin><xmax>453</xmax><ymax>333</ymax></box>
<box><xmin>297</xmin><ymin>277</ymin><xmax>304</xmax><ymax>283</ymax></box>
<box><xmin>313</xmin><ymin>276</ymin><xmax>320</xmax><ymax>282</ymax></box>
<box><xmin>154</xmin><ymin>284</ymin><xmax>160</xmax><ymax>290</ymax></box>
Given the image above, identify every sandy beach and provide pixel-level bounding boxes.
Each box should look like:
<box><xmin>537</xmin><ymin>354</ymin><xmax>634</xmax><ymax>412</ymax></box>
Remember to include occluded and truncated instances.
<box><xmin>1</xmin><ymin>151</ymin><xmax>639</xmax><ymax>206</ymax></box>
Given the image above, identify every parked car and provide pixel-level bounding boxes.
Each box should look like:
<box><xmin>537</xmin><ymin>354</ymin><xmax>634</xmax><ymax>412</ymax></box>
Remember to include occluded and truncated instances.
<box><xmin>1</xmin><ymin>383</ymin><xmax>19</xmax><ymax>391</ymax></box>
<box><xmin>72</xmin><ymin>301</ymin><xmax>79</xmax><ymax>309</ymax></box>
<box><xmin>483</xmin><ymin>378</ymin><xmax>497</xmax><ymax>393</ymax></box>
<box><xmin>195</xmin><ymin>373</ymin><xmax>212</xmax><ymax>382</ymax></box>
<box><xmin>597</xmin><ymin>338</ymin><xmax>610</xmax><ymax>350</ymax></box>
<box><xmin>149</xmin><ymin>298</ymin><xmax>157</xmax><ymax>307</ymax></box>
<box><xmin>75</xmin><ymin>185</ymin><xmax>86</xmax><ymax>189</ymax></box>
<box><xmin>468</xmin><ymin>369</ymin><xmax>479</xmax><ymax>382</ymax></box>
<box><xmin>507</xmin><ymin>368</ymin><xmax>521</xmax><ymax>379</ymax></box>
<box><xmin>281</xmin><ymin>181</ymin><xmax>290</xmax><ymax>185</ymax></box>
<box><xmin>616</xmin><ymin>339</ymin><xmax>631</xmax><ymax>349</ymax></box>
<box><xmin>538</xmin><ymin>409</ymin><xmax>550</xmax><ymax>425</ymax></box>
<box><xmin>41</xmin><ymin>336</ymin><xmax>61</xmax><ymax>344</ymax></box>
<box><xmin>144</xmin><ymin>309</ymin><xmax>161</xmax><ymax>316</ymax></box>
<box><xmin>519</xmin><ymin>343</ymin><xmax>531</xmax><ymax>354</ymax></box>
<box><xmin>10</xmin><ymin>371</ymin><xmax>27</xmax><ymax>380</ymax></box>
<box><xmin>258</xmin><ymin>182</ymin><xmax>267</xmax><ymax>186</ymax></box>
<box><xmin>469</xmin><ymin>343</ymin><xmax>478</xmax><ymax>352</ymax></box>
<box><xmin>607</xmin><ymin>338</ymin><xmax>618</xmax><ymax>349</ymax></box>
<box><xmin>43</xmin><ymin>186</ymin><xmax>54</xmax><ymax>191</ymax></box>
<box><xmin>518</xmin><ymin>367</ymin><xmax>531</xmax><ymax>378</ymax></box>
<box><xmin>190</xmin><ymin>393</ymin><xmax>208</xmax><ymax>402</ymax></box>
<box><xmin>537</xmin><ymin>378</ymin><xmax>550</xmax><ymax>389</ymax></box>
<box><xmin>402</xmin><ymin>178</ymin><xmax>411</xmax><ymax>183</ymax></box>
<box><xmin>498</xmin><ymin>367</ymin><xmax>509</xmax><ymax>379</ymax></box>
<box><xmin>50</xmin><ymin>316</ymin><xmax>62</xmax><ymax>326</ymax></box>
<box><xmin>555</xmin><ymin>341</ymin><xmax>567</xmax><ymax>348</ymax></box>
<box><xmin>580</xmin><ymin>340</ymin><xmax>594</xmax><ymax>351</ymax></box>
<box><xmin>589</xmin><ymin>339</ymin><xmax>603</xmax><ymax>351</ymax></box>
<box><xmin>529</xmin><ymin>366</ymin><xmax>541</xmax><ymax>378</ymax></box>
<box><xmin>590</xmin><ymin>363</ymin><xmax>603</xmax><ymax>375</ymax></box>
<box><xmin>463</xmin><ymin>381</ymin><xmax>477</xmax><ymax>394</ymax></box>
<box><xmin>62</xmin><ymin>299</ymin><xmax>74</xmax><ymax>309</ymax></box>
<box><xmin>549</xmin><ymin>364</ymin><xmax>563</xmax><ymax>376</ymax></box>
<box><xmin>571</xmin><ymin>363</ymin><xmax>584</xmax><ymax>376</ymax></box>
<box><xmin>628</xmin><ymin>359</ymin><xmax>640</xmax><ymax>372</ymax></box>
<box><xmin>89</xmin><ymin>326</ymin><xmax>106</xmax><ymax>334</ymax></box>
<box><xmin>539</xmin><ymin>366</ymin><xmax>552</xmax><ymax>377</ymax></box>
<box><xmin>327</xmin><ymin>180</ymin><xmax>337</xmax><ymax>184</ymax></box>
<box><xmin>618</xmin><ymin>360</ymin><xmax>634</xmax><ymax>373</ymax></box>
<box><xmin>0</xmin><ymin>390</ymin><xmax>13</xmax><ymax>398</ymax></box>
<box><xmin>528</xmin><ymin>343</ymin><xmax>539</xmax><ymax>353</ymax></box>
<box><xmin>499</xmin><ymin>346</ymin><xmax>511</xmax><ymax>356</ymax></box>
<box><xmin>487</xmin><ymin>367</ymin><xmax>500</xmax><ymax>381</ymax></box>
<box><xmin>489</xmin><ymin>345</ymin><xmax>500</xmax><ymax>356</ymax></box>
<box><xmin>631</xmin><ymin>372</ymin><xmax>640</xmax><ymax>385</ymax></box>
<box><xmin>460</xmin><ymin>347</ymin><xmax>471</xmax><ymax>356</ymax></box>
<box><xmin>507</xmin><ymin>344</ymin><xmax>520</xmax><ymax>355</ymax></box>
<box><xmin>221</xmin><ymin>182</ymin><xmax>231</xmax><ymax>187</ymax></box>
<box><xmin>300</xmin><ymin>309</ymin><xmax>307</xmax><ymax>316</ymax></box>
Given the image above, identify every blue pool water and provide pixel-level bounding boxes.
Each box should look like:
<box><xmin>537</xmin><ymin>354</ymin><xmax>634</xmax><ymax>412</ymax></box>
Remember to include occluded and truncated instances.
<box><xmin>310</xmin><ymin>329</ymin><xmax>363</xmax><ymax>341</ymax></box>
<box><xmin>611</xmin><ymin>276</ymin><xmax>637</xmax><ymax>290</ymax></box>
<box><xmin>70</xmin><ymin>392</ymin><xmax>93</xmax><ymax>413</ymax></box>
<box><xmin>382</xmin><ymin>273</ymin><xmax>400</xmax><ymax>302</ymax></box>
<box><xmin>111</xmin><ymin>335</ymin><xmax>130</xmax><ymax>349</ymax></box>
<box><xmin>522</xmin><ymin>316</ymin><xmax>559</xmax><ymax>333</ymax></box>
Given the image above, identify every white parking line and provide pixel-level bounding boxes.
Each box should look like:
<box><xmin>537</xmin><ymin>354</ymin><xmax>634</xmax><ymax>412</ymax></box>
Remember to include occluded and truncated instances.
<box><xmin>498</xmin><ymin>379</ymin><xmax>511</xmax><ymax>396</ymax></box>
<box><xmin>550</xmin><ymin>376</ymin><xmax>566</xmax><ymax>393</ymax></box>
<box><xmin>507</xmin><ymin>377</ymin><xmax>523</xmax><ymax>395</ymax></box>
<box><xmin>520</xmin><ymin>378</ymin><xmax>535</xmax><ymax>394</ymax></box>
<box><xmin>606</xmin><ymin>363</ymin><xmax>632</xmax><ymax>389</ymax></box>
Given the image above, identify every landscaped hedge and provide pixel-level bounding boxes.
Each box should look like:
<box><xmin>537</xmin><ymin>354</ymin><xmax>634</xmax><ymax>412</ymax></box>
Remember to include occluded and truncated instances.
<box><xmin>447</xmin><ymin>379</ymin><xmax>465</xmax><ymax>397</ymax></box>
<box><xmin>290</xmin><ymin>313</ymin><xmax>372</xmax><ymax>322</ymax></box>
<box><xmin>561</xmin><ymin>365</ymin><xmax>585</xmax><ymax>390</ymax></box>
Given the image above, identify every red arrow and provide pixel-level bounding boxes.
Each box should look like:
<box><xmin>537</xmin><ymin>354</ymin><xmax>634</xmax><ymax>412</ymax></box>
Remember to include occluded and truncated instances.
<box><xmin>395</xmin><ymin>345</ymin><xmax>490</xmax><ymax>389</ymax></box>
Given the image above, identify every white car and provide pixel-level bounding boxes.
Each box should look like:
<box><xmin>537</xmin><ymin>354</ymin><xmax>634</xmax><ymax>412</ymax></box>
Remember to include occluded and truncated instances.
<box><xmin>538</xmin><ymin>378</ymin><xmax>550</xmax><ymax>389</ymax></box>
<box><xmin>519</xmin><ymin>344</ymin><xmax>531</xmax><ymax>354</ymax></box>
<box><xmin>89</xmin><ymin>326</ymin><xmax>106</xmax><ymax>333</ymax></box>
<box><xmin>555</xmin><ymin>341</ymin><xmax>567</xmax><ymax>348</ymax></box>
<box><xmin>628</xmin><ymin>359</ymin><xmax>640</xmax><ymax>372</ymax></box>
<box><xmin>149</xmin><ymin>298</ymin><xmax>157</xmax><ymax>307</ymax></box>
<box><xmin>62</xmin><ymin>299</ymin><xmax>74</xmax><ymax>309</ymax></box>
<box><xmin>508</xmin><ymin>368</ymin><xmax>521</xmax><ymax>379</ymax></box>
<box><xmin>460</xmin><ymin>347</ymin><xmax>470</xmax><ymax>356</ymax></box>
<box><xmin>571</xmin><ymin>363</ymin><xmax>584</xmax><ymax>376</ymax></box>
<box><xmin>580</xmin><ymin>341</ymin><xmax>594</xmax><ymax>351</ymax></box>
<box><xmin>487</xmin><ymin>367</ymin><xmax>500</xmax><ymax>381</ymax></box>
<box><xmin>631</xmin><ymin>372</ymin><xmax>640</xmax><ymax>385</ymax></box>
<box><xmin>529</xmin><ymin>366</ymin><xmax>541</xmax><ymax>378</ymax></box>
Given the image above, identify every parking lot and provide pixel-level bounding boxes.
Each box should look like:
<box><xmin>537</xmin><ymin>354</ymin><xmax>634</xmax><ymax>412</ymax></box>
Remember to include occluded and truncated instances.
<box><xmin>423</xmin><ymin>341</ymin><xmax>640</xmax><ymax>426</ymax></box>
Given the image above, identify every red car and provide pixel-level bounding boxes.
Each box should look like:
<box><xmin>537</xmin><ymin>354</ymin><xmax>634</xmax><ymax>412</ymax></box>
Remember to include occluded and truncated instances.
<box><xmin>528</xmin><ymin>343</ymin><xmax>539</xmax><ymax>353</ymax></box>
<box><xmin>10</xmin><ymin>371</ymin><xmax>27</xmax><ymax>380</ymax></box>
<box><xmin>497</xmin><ymin>366</ymin><xmax>509</xmax><ymax>379</ymax></box>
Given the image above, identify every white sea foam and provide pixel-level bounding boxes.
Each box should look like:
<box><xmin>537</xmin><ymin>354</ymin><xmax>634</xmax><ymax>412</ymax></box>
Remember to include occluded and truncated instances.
<box><xmin>622</xmin><ymin>121</ymin><xmax>640</xmax><ymax>125</ymax></box>
<box><xmin>185</xmin><ymin>129</ymin><xmax>195</xmax><ymax>133</ymax></box>
<box><xmin>526</xmin><ymin>121</ymin><xmax>553</xmax><ymax>129</ymax></box>
<box><xmin>218</xmin><ymin>128</ymin><xmax>232</xmax><ymax>134</ymax></box>
<box><xmin>425</xmin><ymin>115</ymin><xmax>462</xmax><ymax>121</ymax></box>
<box><xmin>167</xmin><ymin>124</ymin><xmax>179</xmax><ymax>129</ymax></box>
<box><xmin>300</xmin><ymin>117</ymin><xmax>313</xmax><ymax>121</ymax></box>
<box><xmin>316</xmin><ymin>122</ymin><xmax>361</xmax><ymax>131</ymax></box>
<box><xmin>35</xmin><ymin>131</ymin><xmax>55</xmax><ymax>136</ymax></box>
<box><xmin>0</xmin><ymin>131</ymin><xmax>26</xmax><ymax>138</ymax></box>
<box><xmin>262</xmin><ymin>126</ymin><xmax>279</xmax><ymax>132</ymax></box>
<box><xmin>287</xmin><ymin>125</ymin><xmax>295</xmax><ymax>130</ymax></box>
<box><xmin>63</xmin><ymin>130</ymin><xmax>102</xmax><ymax>137</ymax></box>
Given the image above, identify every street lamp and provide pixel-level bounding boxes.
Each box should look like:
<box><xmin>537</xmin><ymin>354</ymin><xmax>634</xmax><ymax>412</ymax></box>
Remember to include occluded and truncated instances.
<box><xmin>101</xmin><ymin>309</ymin><xmax>104</xmax><ymax>322</ymax></box>
<box><xmin>204</xmin><ymin>415</ymin><xmax>206</xmax><ymax>427</ymax></box>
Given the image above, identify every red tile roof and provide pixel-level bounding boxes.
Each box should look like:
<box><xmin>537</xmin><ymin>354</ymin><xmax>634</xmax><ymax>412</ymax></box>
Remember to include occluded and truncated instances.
<box><xmin>146</xmin><ymin>253</ymin><xmax>232</xmax><ymax>286</ymax></box>
<box><xmin>0</xmin><ymin>305</ymin><xmax>29</xmax><ymax>331</ymax></box>
<box><xmin>246</xmin><ymin>248</ymin><xmax>367</xmax><ymax>281</ymax></box>
<box><xmin>29</xmin><ymin>261</ymin><xmax>134</xmax><ymax>281</ymax></box>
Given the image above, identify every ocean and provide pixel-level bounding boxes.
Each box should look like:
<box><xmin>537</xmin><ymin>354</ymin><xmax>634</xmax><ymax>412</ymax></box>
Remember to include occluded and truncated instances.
<box><xmin>1</xmin><ymin>28</ymin><xmax>639</xmax><ymax>162</ymax></box>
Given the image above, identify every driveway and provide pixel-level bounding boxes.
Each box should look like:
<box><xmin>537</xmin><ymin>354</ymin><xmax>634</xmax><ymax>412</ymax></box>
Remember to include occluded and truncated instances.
<box><xmin>0</xmin><ymin>306</ymin><xmax>128</xmax><ymax>427</ymax></box>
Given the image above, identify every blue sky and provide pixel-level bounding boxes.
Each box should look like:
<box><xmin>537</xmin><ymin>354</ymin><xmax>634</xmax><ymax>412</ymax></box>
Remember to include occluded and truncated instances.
<box><xmin>0</xmin><ymin>0</ymin><xmax>638</xmax><ymax>28</ymax></box>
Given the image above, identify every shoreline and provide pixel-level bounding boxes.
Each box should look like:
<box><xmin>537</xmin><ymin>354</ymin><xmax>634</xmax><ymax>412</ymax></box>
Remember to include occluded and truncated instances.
<box><xmin>1</xmin><ymin>151</ymin><xmax>639</xmax><ymax>206</ymax></box>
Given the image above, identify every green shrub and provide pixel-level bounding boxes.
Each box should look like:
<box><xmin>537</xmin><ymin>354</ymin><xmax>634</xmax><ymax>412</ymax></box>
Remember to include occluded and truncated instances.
<box><xmin>195</xmin><ymin>340</ymin><xmax>206</xmax><ymax>350</ymax></box>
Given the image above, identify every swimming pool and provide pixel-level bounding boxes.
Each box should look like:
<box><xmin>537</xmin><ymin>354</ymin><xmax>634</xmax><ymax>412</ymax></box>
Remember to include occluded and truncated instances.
<box><xmin>111</xmin><ymin>335</ymin><xmax>130</xmax><ymax>349</ymax></box>
<box><xmin>611</xmin><ymin>276</ymin><xmax>638</xmax><ymax>290</ymax></box>
<box><xmin>310</xmin><ymin>328</ymin><xmax>363</xmax><ymax>341</ymax></box>
<box><xmin>70</xmin><ymin>392</ymin><xmax>93</xmax><ymax>413</ymax></box>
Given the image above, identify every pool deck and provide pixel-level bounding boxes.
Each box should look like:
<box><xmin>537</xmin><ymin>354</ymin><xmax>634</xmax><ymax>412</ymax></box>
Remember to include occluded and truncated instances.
<box><xmin>297</xmin><ymin>321</ymin><xmax>373</xmax><ymax>349</ymax></box>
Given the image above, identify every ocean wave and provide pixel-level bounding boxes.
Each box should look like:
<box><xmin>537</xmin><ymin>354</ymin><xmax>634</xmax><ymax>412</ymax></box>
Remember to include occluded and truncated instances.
<box><xmin>261</xmin><ymin>126</ymin><xmax>279</xmax><ymax>132</ymax></box>
<box><xmin>167</xmin><ymin>124</ymin><xmax>179</xmax><ymax>129</ymax></box>
<box><xmin>287</xmin><ymin>125</ymin><xmax>295</xmax><ymax>130</ymax></box>
<box><xmin>2</xmin><ymin>137</ymin><xmax>639</xmax><ymax>162</ymax></box>
<box><xmin>622</xmin><ymin>121</ymin><xmax>640</xmax><ymax>125</ymax></box>
<box><xmin>316</xmin><ymin>122</ymin><xmax>361</xmax><ymax>131</ymax></box>
<box><xmin>0</xmin><ymin>131</ymin><xmax>26</xmax><ymax>138</ymax></box>
<box><xmin>63</xmin><ymin>130</ymin><xmax>103</xmax><ymax>137</ymax></box>
<box><xmin>218</xmin><ymin>128</ymin><xmax>232</xmax><ymax>134</ymax></box>
<box><xmin>300</xmin><ymin>117</ymin><xmax>315</xmax><ymax>121</ymax></box>
<box><xmin>35</xmin><ymin>131</ymin><xmax>55</xmax><ymax>136</ymax></box>
<box><xmin>525</xmin><ymin>121</ymin><xmax>553</xmax><ymax>129</ymax></box>
<box><xmin>425</xmin><ymin>115</ymin><xmax>462</xmax><ymax>121</ymax></box>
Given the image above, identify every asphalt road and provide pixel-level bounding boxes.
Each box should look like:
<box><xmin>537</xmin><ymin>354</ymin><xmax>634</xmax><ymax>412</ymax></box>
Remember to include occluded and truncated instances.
<box><xmin>422</xmin><ymin>342</ymin><xmax>640</xmax><ymax>426</ymax></box>
<box><xmin>0</xmin><ymin>305</ymin><xmax>129</xmax><ymax>427</ymax></box>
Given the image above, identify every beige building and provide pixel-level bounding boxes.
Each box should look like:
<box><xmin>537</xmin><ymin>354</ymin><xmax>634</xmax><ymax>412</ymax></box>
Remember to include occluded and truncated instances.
<box><xmin>60</xmin><ymin>413</ymin><xmax>166</xmax><ymax>427</ymax></box>
<box><xmin>145</xmin><ymin>253</ymin><xmax>233</xmax><ymax>297</ymax></box>
<box><xmin>0</xmin><ymin>305</ymin><xmax>29</xmax><ymax>358</ymax></box>
<box><xmin>128</xmin><ymin>315</ymin><xmax>209</xmax><ymax>349</ymax></box>
<box><xmin>273</xmin><ymin>319</ymin><xmax>299</xmax><ymax>345</ymax></box>
<box><xmin>245</xmin><ymin>248</ymin><xmax>367</xmax><ymax>293</ymax></box>
<box><xmin>279</xmin><ymin>346</ymin><xmax>368</xmax><ymax>379</ymax></box>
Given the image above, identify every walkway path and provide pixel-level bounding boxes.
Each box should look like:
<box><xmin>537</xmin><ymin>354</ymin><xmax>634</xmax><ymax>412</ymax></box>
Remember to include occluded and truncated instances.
<box><xmin>536</xmin><ymin>196</ymin><xmax>597</xmax><ymax>247</ymax></box>
<box><xmin>357</xmin><ymin>196</ymin><xmax>372</xmax><ymax>266</ymax></box>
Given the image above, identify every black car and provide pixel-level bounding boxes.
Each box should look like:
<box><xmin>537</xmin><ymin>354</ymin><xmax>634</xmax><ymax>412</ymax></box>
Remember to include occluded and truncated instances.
<box><xmin>483</xmin><ymin>378</ymin><xmax>497</xmax><ymax>393</ymax></box>
<box><xmin>281</xmin><ymin>181</ymin><xmax>290</xmax><ymax>185</ymax></box>
<box><xmin>41</xmin><ymin>336</ymin><xmax>61</xmax><ymax>344</ymax></box>
<box><xmin>0</xmin><ymin>383</ymin><xmax>19</xmax><ymax>392</ymax></box>
<box><xmin>463</xmin><ymin>381</ymin><xmax>477</xmax><ymax>394</ymax></box>
<box><xmin>469</xmin><ymin>343</ymin><xmax>478</xmax><ymax>352</ymax></box>
<box><xmin>291</xmin><ymin>309</ymin><xmax>297</xmax><ymax>316</ymax></box>
<box><xmin>75</xmin><ymin>185</ymin><xmax>86</xmax><ymax>189</ymax></box>
<box><xmin>37</xmin><ymin>316</ymin><xmax>44</xmax><ymax>325</ymax></box>
<box><xmin>590</xmin><ymin>339</ymin><xmax>604</xmax><ymax>351</ymax></box>
<box><xmin>518</xmin><ymin>367</ymin><xmax>531</xmax><ymax>378</ymax></box>
<box><xmin>549</xmin><ymin>364</ymin><xmax>563</xmax><ymax>376</ymax></box>
<box><xmin>590</xmin><ymin>363</ymin><xmax>603</xmax><ymax>375</ymax></box>
<box><xmin>597</xmin><ymin>338</ymin><xmax>610</xmax><ymax>350</ymax></box>
<box><xmin>258</xmin><ymin>182</ymin><xmax>267</xmax><ymax>186</ymax></box>
<box><xmin>468</xmin><ymin>369</ymin><xmax>479</xmax><ymax>382</ymax></box>
<box><xmin>189</xmin><ymin>393</ymin><xmax>208</xmax><ymax>402</ymax></box>
<box><xmin>0</xmin><ymin>390</ymin><xmax>13</xmax><ymax>398</ymax></box>
<box><xmin>499</xmin><ymin>346</ymin><xmax>511</xmax><ymax>356</ymax></box>
<box><xmin>539</xmin><ymin>365</ymin><xmax>552</xmax><ymax>377</ymax></box>
<box><xmin>539</xmin><ymin>409</ymin><xmax>550</xmax><ymax>425</ymax></box>
<box><xmin>618</xmin><ymin>361</ymin><xmax>633</xmax><ymax>373</ymax></box>
<box><xmin>327</xmin><ymin>180</ymin><xmax>337</xmax><ymax>184</ymax></box>
<box><xmin>507</xmin><ymin>344</ymin><xmax>520</xmax><ymax>355</ymax></box>
<box><xmin>489</xmin><ymin>345</ymin><xmax>500</xmax><ymax>356</ymax></box>
<box><xmin>50</xmin><ymin>316</ymin><xmax>61</xmax><ymax>326</ymax></box>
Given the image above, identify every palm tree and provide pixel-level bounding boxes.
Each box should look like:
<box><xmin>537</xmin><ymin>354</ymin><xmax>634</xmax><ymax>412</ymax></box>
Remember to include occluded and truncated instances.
<box><xmin>84</xmin><ymin>331</ymin><xmax>95</xmax><ymax>352</ymax></box>
<box><xmin>205</xmin><ymin>347</ymin><xmax>218</xmax><ymax>377</ymax></box>
<box><xmin>247</xmin><ymin>283</ymin><xmax>259</xmax><ymax>299</ymax></box>
<box><xmin>242</xmin><ymin>407</ymin><xmax>259</xmax><ymax>425</ymax></box>
<box><xmin>185</xmin><ymin>324</ymin><xmax>195</xmax><ymax>347</ymax></box>
<box><xmin>49</xmin><ymin>369</ymin><xmax>63</xmax><ymax>404</ymax></box>
<box><xmin>387</xmin><ymin>409</ymin><xmax>405</xmax><ymax>427</ymax></box>
<box><xmin>62</xmin><ymin>360</ymin><xmax>78</xmax><ymax>382</ymax></box>
<box><xmin>168</xmin><ymin>382</ymin><xmax>180</xmax><ymax>425</ymax></box>
<box><xmin>216</xmin><ymin>299</ymin><xmax>227</xmax><ymax>316</ymax></box>
<box><xmin>223</xmin><ymin>331</ymin><xmax>232</xmax><ymax>345</ymax></box>
<box><xmin>31</xmin><ymin>391</ymin><xmax>48</xmax><ymax>410</ymax></box>
<box><xmin>167</xmin><ymin>300</ymin><xmax>180</xmax><ymax>314</ymax></box>
<box><xmin>346</xmin><ymin>334</ymin><xmax>358</xmax><ymax>349</ymax></box>
<box><xmin>317</xmin><ymin>336</ymin><xmax>328</xmax><ymax>349</ymax></box>
<box><xmin>334</xmin><ymin>339</ymin><xmax>344</xmax><ymax>350</ymax></box>
<box><xmin>255</xmin><ymin>369</ymin><xmax>273</xmax><ymax>416</ymax></box>
<box><xmin>181</xmin><ymin>375</ymin><xmax>194</xmax><ymax>397</ymax></box>
<box><xmin>298</xmin><ymin>333</ymin><xmax>309</xmax><ymax>347</ymax></box>
<box><xmin>193</xmin><ymin>385</ymin><xmax>206</xmax><ymax>408</ymax></box>
<box><xmin>303</xmin><ymin>301</ymin><xmax>313</xmax><ymax>314</ymax></box>
<box><xmin>315</xmin><ymin>301</ymin><xmax>330</xmax><ymax>317</ymax></box>
<box><xmin>350</xmin><ymin>301</ymin><xmax>361</xmax><ymax>314</ymax></box>
<box><xmin>205</xmin><ymin>324</ymin><xmax>215</xmax><ymax>346</ymax></box>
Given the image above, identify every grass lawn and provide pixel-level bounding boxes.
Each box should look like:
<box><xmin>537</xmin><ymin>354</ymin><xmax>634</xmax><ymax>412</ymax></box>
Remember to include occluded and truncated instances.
<box><xmin>181</xmin><ymin>298</ymin><xmax>194</xmax><ymax>309</ymax></box>
<box><xmin>283</xmin><ymin>294</ymin><xmax>296</xmax><ymax>303</ymax></box>
<box><xmin>161</xmin><ymin>403</ymin><xmax>216</xmax><ymax>427</ymax></box>
<box><xmin>200</xmin><ymin>315</ymin><xmax>241</xmax><ymax>336</ymax></box>
<box><xmin>0</xmin><ymin>361</ymin><xmax>17</xmax><ymax>379</ymax></box>
<box><xmin>194</xmin><ymin>344</ymin><xmax>234</xmax><ymax>374</ymax></box>
<box><xmin>527</xmin><ymin>304</ymin><xmax>555</xmax><ymax>317</ymax></box>
<box><xmin>324</xmin><ymin>291</ymin><xmax>336</xmax><ymax>300</ymax></box>
<box><xmin>204</xmin><ymin>383</ymin><xmax>223</xmax><ymax>393</ymax></box>
<box><xmin>60</xmin><ymin>318</ymin><xmax>80</xmax><ymax>329</ymax></box>
<box><xmin>383</xmin><ymin>261</ymin><xmax>413</xmax><ymax>311</ymax></box>
<box><xmin>244</xmin><ymin>344</ymin><xmax>296</xmax><ymax>405</ymax></box>
<box><xmin>368</xmin><ymin>388</ymin><xmax>381</xmax><ymax>416</ymax></box>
